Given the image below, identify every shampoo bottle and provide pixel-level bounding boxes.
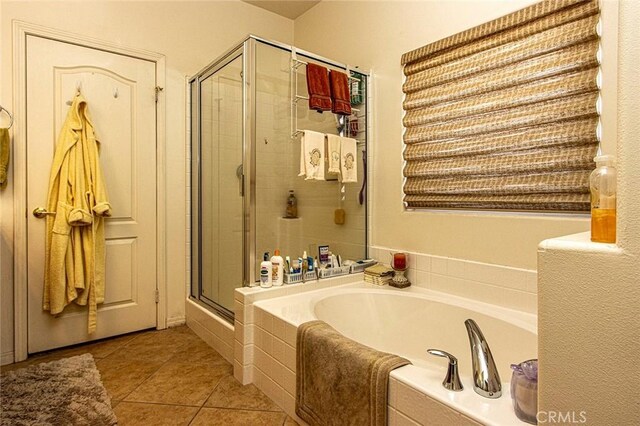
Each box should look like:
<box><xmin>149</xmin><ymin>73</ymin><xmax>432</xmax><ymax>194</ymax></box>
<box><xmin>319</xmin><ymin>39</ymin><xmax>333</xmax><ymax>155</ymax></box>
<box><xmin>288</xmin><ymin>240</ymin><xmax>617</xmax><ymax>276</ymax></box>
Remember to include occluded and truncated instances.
<box><xmin>260</xmin><ymin>252</ymin><xmax>273</xmax><ymax>288</ymax></box>
<box><xmin>589</xmin><ymin>155</ymin><xmax>617</xmax><ymax>243</ymax></box>
<box><xmin>271</xmin><ymin>249</ymin><xmax>284</xmax><ymax>286</ymax></box>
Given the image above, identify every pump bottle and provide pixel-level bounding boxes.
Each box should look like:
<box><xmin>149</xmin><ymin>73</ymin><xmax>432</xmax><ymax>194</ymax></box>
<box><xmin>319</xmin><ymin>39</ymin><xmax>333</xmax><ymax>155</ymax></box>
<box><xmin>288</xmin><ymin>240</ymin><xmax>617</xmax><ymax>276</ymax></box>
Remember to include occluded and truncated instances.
<box><xmin>260</xmin><ymin>252</ymin><xmax>273</xmax><ymax>288</ymax></box>
<box><xmin>589</xmin><ymin>155</ymin><xmax>617</xmax><ymax>243</ymax></box>
<box><xmin>271</xmin><ymin>249</ymin><xmax>284</xmax><ymax>286</ymax></box>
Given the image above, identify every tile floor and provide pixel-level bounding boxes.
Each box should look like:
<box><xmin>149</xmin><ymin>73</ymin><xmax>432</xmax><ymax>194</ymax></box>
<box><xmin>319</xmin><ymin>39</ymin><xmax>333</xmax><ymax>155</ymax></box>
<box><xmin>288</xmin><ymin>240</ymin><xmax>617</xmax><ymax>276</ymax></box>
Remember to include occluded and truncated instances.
<box><xmin>1</xmin><ymin>326</ymin><xmax>298</xmax><ymax>425</ymax></box>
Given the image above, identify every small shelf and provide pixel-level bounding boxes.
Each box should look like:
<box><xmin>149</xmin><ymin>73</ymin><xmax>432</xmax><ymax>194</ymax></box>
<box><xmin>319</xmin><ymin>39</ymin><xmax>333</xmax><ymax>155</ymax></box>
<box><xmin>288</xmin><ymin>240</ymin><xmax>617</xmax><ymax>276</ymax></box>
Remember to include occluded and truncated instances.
<box><xmin>539</xmin><ymin>231</ymin><xmax>622</xmax><ymax>255</ymax></box>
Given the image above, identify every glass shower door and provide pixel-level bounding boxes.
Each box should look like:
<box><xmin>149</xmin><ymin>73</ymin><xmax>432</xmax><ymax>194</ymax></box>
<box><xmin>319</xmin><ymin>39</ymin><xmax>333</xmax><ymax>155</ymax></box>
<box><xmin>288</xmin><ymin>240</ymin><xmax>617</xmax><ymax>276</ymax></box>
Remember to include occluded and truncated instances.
<box><xmin>194</xmin><ymin>53</ymin><xmax>244</xmax><ymax>320</ymax></box>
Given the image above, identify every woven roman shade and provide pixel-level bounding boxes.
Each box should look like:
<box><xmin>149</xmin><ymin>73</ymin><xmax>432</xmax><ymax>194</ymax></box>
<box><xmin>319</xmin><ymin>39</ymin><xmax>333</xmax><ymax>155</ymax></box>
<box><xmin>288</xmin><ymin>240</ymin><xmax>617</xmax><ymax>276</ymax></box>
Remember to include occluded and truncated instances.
<box><xmin>401</xmin><ymin>0</ymin><xmax>600</xmax><ymax>211</ymax></box>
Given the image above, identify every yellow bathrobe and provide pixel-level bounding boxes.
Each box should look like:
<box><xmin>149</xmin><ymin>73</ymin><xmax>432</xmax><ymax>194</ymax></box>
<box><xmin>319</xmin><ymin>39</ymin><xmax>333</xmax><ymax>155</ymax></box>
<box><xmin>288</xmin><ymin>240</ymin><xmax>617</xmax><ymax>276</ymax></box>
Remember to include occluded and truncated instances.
<box><xmin>44</xmin><ymin>93</ymin><xmax>111</xmax><ymax>333</ymax></box>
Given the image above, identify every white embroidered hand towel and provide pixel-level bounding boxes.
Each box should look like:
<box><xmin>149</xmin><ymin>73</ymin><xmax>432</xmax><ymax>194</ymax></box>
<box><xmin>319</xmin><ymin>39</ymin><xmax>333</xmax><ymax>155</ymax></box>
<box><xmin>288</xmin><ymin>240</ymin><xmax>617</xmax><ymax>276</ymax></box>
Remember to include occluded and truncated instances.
<box><xmin>326</xmin><ymin>134</ymin><xmax>342</xmax><ymax>175</ymax></box>
<box><xmin>299</xmin><ymin>130</ymin><xmax>325</xmax><ymax>181</ymax></box>
<box><xmin>340</xmin><ymin>136</ymin><xmax>357</xmax><ymax>183</ymax></box>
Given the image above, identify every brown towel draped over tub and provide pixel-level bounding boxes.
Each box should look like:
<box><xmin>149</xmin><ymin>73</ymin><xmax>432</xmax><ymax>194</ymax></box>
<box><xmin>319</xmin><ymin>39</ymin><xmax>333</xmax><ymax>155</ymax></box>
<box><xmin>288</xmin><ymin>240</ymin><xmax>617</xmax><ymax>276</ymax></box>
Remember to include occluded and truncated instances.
<box><xmin>306</xmin><ymin>63</ymin><xmax>332</xmax><ymax>112</ymax></box>
<box><xmin>296</xmin><ymin>320</ymin><xmax>411</xmax><ymax>426</ymax></box>
<box><xmin>329</xmin><ymin>70</ymin><xmax>352</xmax><ymax>116</ymax></box>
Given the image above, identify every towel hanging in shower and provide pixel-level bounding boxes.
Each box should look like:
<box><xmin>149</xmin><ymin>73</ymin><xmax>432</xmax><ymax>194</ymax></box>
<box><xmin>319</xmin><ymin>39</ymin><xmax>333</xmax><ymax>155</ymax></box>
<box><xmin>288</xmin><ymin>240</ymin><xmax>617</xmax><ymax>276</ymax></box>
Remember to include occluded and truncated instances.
<box><xmin>330</xmin><ymin>70</ymin><xmax>351</xmax><ymax>116</ymax></box>
<box><xmin>298</xmin><ymin>130</ymin><xmax>325</xmax><ymax>181</ymax></box>
<box><xmin>340</xmin><ymin>136</ymin><xmax>357</xmax><ymax>183</ymax></box>
<box><xmin>306</xmin><ymin>63</ymin><xmax>332</xmax><ymax>112</ymax></box>
<box><xmin>326</xmin><ymin>134</ymin><xmax>341</xmax><ymax>175</ymax></box>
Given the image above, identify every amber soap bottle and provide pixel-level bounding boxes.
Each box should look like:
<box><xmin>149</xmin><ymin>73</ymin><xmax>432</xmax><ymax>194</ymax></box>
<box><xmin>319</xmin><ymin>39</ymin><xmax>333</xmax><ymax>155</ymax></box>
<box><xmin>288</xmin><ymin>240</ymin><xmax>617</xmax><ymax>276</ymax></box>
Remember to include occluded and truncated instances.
<box><xmin>589</xmin><ymin>155</ymin><xmax>617</xmax><ymax>243</ymax></box>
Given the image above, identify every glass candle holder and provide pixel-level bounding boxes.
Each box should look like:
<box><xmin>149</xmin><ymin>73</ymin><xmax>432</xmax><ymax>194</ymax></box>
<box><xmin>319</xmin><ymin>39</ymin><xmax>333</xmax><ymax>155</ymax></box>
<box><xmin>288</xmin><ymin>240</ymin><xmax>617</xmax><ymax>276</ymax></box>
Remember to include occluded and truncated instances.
<box><xmin>390</xmin><ymin>252</ymin><xmax>410</xmax><ymax>288</ymax></box>
<box><xmin>391</xmin><ymin>252</ymin><xmax>407</xmax><ymax>270</ymax></box>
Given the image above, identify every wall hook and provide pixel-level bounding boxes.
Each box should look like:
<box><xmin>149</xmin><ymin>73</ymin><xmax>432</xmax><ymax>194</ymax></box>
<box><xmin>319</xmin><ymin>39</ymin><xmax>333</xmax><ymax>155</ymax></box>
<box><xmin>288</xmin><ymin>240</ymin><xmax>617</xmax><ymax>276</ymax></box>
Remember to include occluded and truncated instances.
<box><xmin>0</xmin><ymin>105</ymin><xmax>13</xmax><ymax>129</ymax></box>
<box><xmin>113</xmin><ymin>88</ymin><xmax>119</xmax><ymax>99</ymax></box>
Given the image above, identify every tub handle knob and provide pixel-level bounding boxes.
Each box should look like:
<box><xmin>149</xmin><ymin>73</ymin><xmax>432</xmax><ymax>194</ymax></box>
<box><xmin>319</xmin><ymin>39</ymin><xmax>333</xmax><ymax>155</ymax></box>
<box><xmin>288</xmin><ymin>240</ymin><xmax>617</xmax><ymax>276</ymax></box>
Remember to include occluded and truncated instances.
<box><xmin>427</xmin><ymin>349</ymin><xmax>464</xmax><ymax>392</ymax></box>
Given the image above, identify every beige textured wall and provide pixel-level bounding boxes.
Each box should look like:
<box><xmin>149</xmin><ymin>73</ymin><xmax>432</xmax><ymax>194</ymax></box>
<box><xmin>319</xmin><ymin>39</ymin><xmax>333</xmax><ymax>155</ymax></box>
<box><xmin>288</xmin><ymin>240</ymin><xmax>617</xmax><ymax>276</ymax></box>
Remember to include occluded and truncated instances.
<box><xmin>294</xmin><ymin>0</ymin><xmax>618</xmax><ymax>271</ymax></box>
<box><xmin>538</xmin><ymin>0</ymin><xmax>640</xmax><ymax>423</ymax></box>
<box><xmin>0</xmin><ymin>0</ymin><xmax>293</xmax><ymax>363</ymax></box>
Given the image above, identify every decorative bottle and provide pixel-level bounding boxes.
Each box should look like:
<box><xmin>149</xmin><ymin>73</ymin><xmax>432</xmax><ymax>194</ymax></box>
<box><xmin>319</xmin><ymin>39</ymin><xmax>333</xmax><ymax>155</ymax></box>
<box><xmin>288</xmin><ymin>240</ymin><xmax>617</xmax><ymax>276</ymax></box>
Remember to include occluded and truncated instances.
<box><xmin>286</xmin><ymin>190</ymin><xmax>298</xmax><ymax>218</ymax></box>
<box><xmin>589</xmin><ymin>155</ymin><xmax>617</xmax><ymax>243</ymax></box>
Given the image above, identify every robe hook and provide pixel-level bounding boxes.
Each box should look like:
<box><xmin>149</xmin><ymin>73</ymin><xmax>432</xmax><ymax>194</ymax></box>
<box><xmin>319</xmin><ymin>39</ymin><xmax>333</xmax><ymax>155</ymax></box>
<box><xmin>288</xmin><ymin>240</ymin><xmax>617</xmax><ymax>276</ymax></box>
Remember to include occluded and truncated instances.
<box><xmin>0</xmin><ymin>105</ymin><xmax>13</xmax><ymax>129</ymax></box>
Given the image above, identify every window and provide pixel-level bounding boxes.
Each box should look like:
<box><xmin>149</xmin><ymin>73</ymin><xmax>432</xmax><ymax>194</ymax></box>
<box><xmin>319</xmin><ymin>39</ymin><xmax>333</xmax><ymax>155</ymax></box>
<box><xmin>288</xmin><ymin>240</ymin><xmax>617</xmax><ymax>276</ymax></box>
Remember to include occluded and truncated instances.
<box><xmin>401</xmin><ymin>0</ymin><xmax>600</xmax><ymax>211</ymax></box>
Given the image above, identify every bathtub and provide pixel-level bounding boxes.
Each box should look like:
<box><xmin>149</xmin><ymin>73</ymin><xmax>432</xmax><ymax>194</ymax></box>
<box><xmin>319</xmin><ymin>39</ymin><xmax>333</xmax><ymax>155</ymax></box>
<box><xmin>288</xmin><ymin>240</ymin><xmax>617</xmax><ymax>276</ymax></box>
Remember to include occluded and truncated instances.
<box><xmin>251</xmin><ymin>281</ymin><xmax>537</xmax><ymax>425</ymax></box>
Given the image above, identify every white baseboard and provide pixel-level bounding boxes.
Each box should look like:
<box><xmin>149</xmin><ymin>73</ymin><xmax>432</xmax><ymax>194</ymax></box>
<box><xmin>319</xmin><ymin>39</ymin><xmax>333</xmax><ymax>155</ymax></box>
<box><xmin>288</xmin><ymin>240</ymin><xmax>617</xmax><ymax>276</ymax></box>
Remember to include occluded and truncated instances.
<box><xmin>166</xmin><ymin>316</ymin><xmax>186</xmax><ymax>328</ymax></box>
<box><xmin>1</xmin><ymin>351</ymin><xmax>15</xmax><ymax>366</ymax></box>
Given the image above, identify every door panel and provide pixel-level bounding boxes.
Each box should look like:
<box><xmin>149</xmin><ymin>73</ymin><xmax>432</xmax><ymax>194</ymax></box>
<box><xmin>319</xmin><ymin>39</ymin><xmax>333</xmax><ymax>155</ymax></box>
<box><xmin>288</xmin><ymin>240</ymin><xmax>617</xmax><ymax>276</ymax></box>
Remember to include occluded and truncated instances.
<box><xmin>197</xmin><ymin>55</ymin><xmax>244</xmax><ymax>315</ymax></box>
<box><xmin>26</xmin><ymin>35</ymin><xmax>157</xmax><ymax>353</ymax></box>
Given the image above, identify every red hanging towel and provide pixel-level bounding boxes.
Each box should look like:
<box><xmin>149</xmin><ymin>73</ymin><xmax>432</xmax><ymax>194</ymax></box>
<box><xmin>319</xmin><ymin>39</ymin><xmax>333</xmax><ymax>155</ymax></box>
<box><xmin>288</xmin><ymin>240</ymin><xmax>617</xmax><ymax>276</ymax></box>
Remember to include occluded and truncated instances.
<box><xmin>330</xmin><ymin>70</ymin><xmax>352</xmax><ymax>116</ymax></box>
<box><xmin>306</xmin><ymin>63</ymin><xmax>332</xmax><ymax>112</ymax></box>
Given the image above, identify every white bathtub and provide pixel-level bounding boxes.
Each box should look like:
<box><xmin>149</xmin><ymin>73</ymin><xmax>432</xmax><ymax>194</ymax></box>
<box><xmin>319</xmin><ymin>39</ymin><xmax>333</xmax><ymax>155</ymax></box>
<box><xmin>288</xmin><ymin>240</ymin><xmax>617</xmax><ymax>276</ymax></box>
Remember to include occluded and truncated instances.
<box><xmin>253</xmin><ymin>281</ymin><xmax>537</xmax><ymax>425</ymax></box>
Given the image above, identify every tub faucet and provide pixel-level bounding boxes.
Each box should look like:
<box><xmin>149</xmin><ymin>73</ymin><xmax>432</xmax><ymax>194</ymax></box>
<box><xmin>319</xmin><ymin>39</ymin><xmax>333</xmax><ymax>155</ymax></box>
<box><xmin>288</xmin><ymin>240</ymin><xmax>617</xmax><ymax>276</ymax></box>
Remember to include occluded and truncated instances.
<box><xmin>464</xmin><ymin>319</ymin><xmax>502</xmax><ymax>398</ymax></box>
<box><xmin>427</xmin><ymin>349</ymin><xmax>463</xmax><ymax>391</ymax></box>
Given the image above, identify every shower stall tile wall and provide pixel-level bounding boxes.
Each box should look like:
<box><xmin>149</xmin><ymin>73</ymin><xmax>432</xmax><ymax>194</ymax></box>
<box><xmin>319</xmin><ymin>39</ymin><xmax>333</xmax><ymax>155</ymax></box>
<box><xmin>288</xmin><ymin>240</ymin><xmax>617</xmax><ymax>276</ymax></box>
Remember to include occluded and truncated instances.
<box><xmin>254</xmin><ymin>42</ymin><xmax>368</xmax><ymax>279</ymax></box>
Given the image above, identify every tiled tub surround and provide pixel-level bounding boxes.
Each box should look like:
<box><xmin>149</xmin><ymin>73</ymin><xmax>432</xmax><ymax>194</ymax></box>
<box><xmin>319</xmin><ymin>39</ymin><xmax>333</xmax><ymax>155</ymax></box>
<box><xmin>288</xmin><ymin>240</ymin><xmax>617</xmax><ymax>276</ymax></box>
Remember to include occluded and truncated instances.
<box><xmin>370</xmin><ymin>247</ymin><xmax>538</xmax><ymax>314</ymax></box>
<box><xmin>243</xmin><ymin>281</ymin><xmax>536</xmax><ymax>426</ymax></box>
<box><xmin>189</xmin><ymin>251</ymin><xmax>538</xmax><ymax>423</ymax></box>
<box><xmin>233</xmin><ymin>274</ymin><xmax>361</xmax><ymax>385</ymax></box>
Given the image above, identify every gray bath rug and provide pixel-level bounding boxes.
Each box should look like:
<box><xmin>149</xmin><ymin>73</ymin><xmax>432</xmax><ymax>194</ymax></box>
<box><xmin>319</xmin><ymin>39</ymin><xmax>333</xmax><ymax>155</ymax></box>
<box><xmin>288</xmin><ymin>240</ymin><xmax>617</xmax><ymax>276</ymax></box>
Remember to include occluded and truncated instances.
<box><xmin>0</xmin><ymin>353</ymin><xmax>117</xmax><ymax>425</ymax></box>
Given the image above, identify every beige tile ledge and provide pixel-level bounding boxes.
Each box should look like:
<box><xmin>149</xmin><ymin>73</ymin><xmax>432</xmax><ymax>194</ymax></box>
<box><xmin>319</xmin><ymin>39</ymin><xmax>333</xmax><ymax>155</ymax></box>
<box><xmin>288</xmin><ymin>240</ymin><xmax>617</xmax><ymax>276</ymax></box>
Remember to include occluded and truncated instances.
<box><xmin>538</xmin><ymin>231</ymin><xmax>624</xmax><ymax>255</ymax></box>
<box><xmin>234</xmin><ymin>273</ymin><xmax>364</xmax><ymax>304</ymax></box>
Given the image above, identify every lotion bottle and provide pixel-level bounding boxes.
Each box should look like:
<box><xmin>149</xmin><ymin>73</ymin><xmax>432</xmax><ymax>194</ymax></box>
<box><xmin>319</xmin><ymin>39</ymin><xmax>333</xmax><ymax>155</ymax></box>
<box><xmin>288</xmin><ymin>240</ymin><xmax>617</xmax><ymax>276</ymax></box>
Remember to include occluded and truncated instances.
<box><xmin>271</xmin><ymin>249</ymin><xmax>284</xmax><ymax>286</ymax></box>
<box><xmin>260</xmin><ymin>252</ymin><xmax>273</xmax><ymax>288</ymax></box>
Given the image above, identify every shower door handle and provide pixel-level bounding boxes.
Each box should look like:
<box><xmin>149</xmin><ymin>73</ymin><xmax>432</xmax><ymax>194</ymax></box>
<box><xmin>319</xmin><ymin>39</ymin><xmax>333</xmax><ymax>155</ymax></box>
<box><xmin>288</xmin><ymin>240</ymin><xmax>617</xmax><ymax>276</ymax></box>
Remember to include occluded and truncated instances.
<box><xmin>236</xmin><ymin>164</ymin><xmax>244</xmax><ymax>197</ymax></box>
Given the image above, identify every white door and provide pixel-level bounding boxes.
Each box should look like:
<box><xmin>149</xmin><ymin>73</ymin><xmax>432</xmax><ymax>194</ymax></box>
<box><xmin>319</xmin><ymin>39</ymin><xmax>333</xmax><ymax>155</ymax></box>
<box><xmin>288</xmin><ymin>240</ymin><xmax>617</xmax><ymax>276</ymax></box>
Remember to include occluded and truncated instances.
<box><xmin>26</xmin><ymin>35</ymin><xmax>158</xmax><ymax>353</ymax></box>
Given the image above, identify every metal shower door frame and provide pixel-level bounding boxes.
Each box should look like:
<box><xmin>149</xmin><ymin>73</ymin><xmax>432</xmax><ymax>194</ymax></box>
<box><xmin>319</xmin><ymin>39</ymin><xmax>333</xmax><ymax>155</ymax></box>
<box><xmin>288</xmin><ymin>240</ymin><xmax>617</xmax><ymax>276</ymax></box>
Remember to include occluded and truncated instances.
<box><xmin>190</xmin><ymin>43</ymin><xmax>246</xmax><ymax>323</ymax></box>
<box><xmin>190</xmin><ymin>35</ymin><xmax>371</xmax><ymax>321</ymax></box>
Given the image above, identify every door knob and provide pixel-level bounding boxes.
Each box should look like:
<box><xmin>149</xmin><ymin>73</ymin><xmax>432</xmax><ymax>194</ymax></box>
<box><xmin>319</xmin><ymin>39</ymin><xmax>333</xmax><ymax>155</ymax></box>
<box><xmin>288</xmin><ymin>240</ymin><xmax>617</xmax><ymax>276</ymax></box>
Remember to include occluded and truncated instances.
<box><xmin>32</xmin><ymin>207</ymin><xmax>56</xmax><ymax>219</ymax></box>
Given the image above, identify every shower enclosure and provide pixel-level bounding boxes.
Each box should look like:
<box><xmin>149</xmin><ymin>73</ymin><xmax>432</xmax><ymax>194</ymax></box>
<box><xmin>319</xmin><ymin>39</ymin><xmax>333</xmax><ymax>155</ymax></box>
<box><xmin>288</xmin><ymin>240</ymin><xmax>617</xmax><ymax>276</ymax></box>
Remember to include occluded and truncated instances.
<box><xmin>190</xmin><ymin>36</ymin><xmax>368</xmax><ymax>322</ymax></box>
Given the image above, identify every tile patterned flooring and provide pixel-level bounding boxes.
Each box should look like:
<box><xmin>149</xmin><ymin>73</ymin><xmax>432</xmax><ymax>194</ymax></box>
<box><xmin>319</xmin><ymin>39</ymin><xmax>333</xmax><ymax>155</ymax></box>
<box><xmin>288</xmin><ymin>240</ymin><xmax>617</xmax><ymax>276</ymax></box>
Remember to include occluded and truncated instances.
<box><xmin>1</xmin><ymin>326</ymin><xmax>298</xmax><ymax>425</ymax></box>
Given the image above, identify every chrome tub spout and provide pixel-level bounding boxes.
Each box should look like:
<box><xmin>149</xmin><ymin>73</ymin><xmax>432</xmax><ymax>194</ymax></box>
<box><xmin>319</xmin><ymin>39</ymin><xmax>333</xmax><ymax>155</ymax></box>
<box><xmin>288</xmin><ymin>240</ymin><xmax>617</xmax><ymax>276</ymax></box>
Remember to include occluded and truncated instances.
<box><xmin>464</xmin><ymin>319</ymin><xmax>502</xmax><ymax>398</ymax></box>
